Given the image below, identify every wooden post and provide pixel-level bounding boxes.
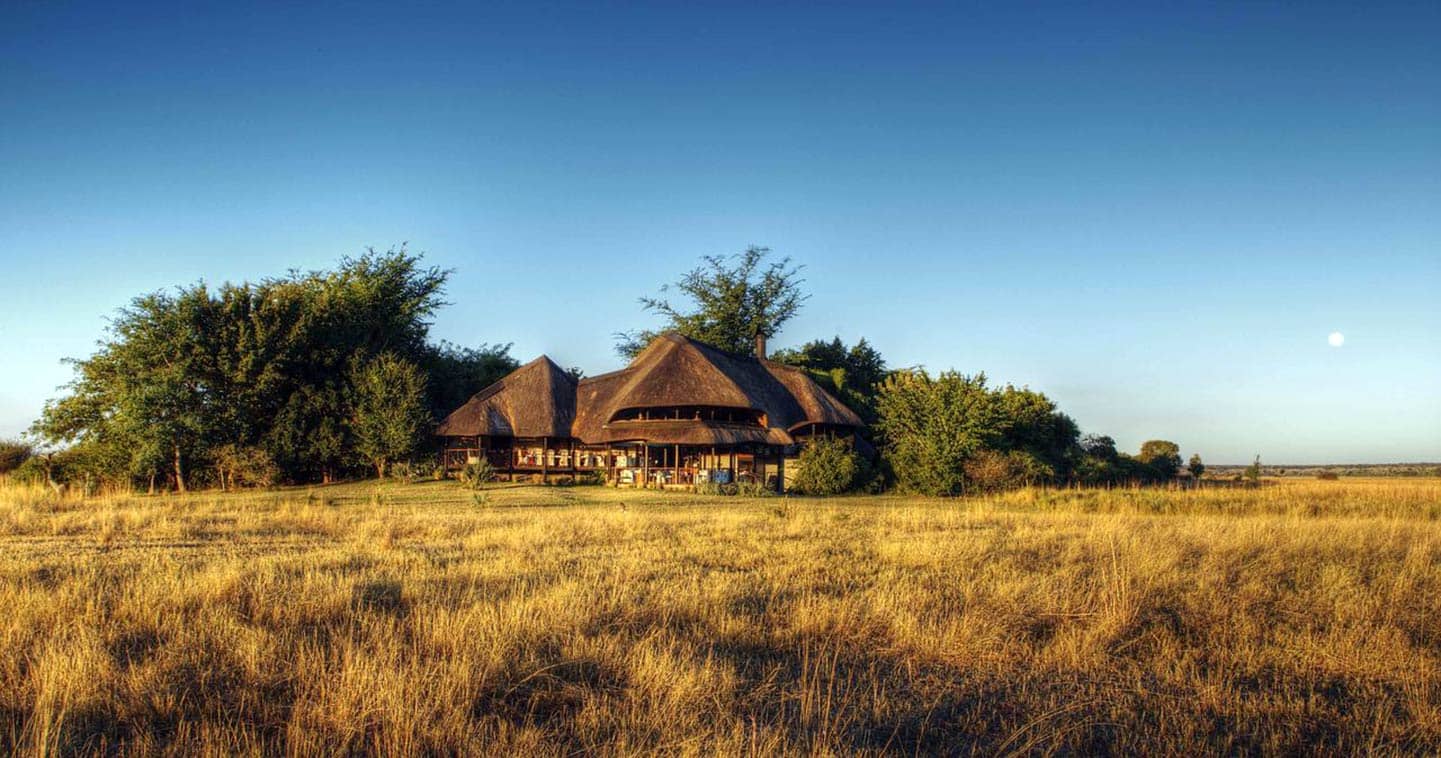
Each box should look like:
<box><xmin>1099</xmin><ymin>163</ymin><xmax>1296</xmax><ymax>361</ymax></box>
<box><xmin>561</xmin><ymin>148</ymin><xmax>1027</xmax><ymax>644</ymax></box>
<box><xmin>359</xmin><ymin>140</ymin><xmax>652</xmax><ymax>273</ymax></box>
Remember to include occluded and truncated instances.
<box><xmin>542</xmin><ymin>437</ymin><xmax>549</xmax><ymax>483</ymax></box>
<box><xmin>674</xmin><ymin>443</ymin><xmax>680</xmax><ymax>486</ymax></box>
<box><xmin>641</xmin><ymin>443</ymin><xmax>649</xmax><ymax>488</ymax></box>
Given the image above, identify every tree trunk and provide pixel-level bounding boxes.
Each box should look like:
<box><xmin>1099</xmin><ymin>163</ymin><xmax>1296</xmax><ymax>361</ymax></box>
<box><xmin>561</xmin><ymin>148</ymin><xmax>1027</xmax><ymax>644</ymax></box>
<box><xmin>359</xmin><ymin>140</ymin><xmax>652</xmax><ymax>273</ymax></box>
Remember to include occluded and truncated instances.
<box><xmin>375</xmin><ymin>459</ymin><xmax>386</xmax><ymax>479</ymax></box>
<box><xmin>173</xmin><ymin>444</ymin><xmax>187</xmax><ymax>494</ymax></box>
<box><xmin>148</xmin><ymin>471</ymin><xmax>156</xmax><ymax>496</ymax></box>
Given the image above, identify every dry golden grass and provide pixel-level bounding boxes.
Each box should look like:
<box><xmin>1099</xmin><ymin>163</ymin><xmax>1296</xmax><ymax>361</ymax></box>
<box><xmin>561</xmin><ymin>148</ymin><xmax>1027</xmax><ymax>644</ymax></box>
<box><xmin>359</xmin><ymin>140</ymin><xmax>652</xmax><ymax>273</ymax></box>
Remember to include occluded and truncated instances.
<box><xmin>1</xmin><ymin>477</ymin><xmax>1439</xmax><ymax>755</ymax></box>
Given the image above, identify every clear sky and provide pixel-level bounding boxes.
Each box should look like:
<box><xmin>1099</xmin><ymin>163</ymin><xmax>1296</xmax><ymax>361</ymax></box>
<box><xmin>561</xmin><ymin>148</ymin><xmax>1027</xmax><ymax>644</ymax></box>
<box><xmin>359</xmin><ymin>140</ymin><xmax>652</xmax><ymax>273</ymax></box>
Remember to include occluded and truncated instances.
<box><xmin>2</xmin><ymin>1</ymin><xmax>1438</xmax><ymax>464</ymax></box>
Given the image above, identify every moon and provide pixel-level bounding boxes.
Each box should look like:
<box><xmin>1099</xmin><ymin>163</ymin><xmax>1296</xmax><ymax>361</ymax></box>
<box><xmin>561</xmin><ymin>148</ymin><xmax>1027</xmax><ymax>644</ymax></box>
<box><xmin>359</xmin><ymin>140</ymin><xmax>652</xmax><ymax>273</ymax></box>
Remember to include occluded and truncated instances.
<box><xmin>1328</xmin><ymin>332</ymin><xmax>1345</xmax><ymax>347</ymax></box>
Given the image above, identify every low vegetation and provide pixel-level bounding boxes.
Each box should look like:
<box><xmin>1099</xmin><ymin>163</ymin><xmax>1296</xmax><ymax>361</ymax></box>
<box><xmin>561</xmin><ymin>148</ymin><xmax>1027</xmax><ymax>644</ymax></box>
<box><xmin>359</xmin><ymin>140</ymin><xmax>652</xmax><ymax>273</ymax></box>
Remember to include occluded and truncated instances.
<box><xmin>788</xmin><ymin>436</ymin><xmax>868</xmax><ymax>496</ymax></box>
<box><xmin>2</xmin><ymin>477</ymin><xmax>1438</xmax><ymax>754</ymax></box>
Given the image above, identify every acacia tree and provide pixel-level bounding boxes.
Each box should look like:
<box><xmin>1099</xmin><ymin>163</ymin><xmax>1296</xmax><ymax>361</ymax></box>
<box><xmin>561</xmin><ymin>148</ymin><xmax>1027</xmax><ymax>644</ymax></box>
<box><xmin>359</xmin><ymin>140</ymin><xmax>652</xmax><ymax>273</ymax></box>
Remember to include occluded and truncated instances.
<box><xmin>616</xmin><ymin>246</ymin><xmax>807</xmax><ymax>358</ymax></box>
<box><xmin>349</xmin><ymin>354</ymin><xmax>432</xmax><ymax>479</ymax></box>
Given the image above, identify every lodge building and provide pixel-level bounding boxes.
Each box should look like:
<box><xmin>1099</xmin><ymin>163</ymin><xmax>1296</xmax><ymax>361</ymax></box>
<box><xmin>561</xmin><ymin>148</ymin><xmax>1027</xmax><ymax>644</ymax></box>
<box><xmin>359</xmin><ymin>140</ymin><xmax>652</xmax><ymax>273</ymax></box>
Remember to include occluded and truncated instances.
<box><xmin>436</xmin><ymin>332</ymin><xmax>867</xmax><ymax>491</ymax></box>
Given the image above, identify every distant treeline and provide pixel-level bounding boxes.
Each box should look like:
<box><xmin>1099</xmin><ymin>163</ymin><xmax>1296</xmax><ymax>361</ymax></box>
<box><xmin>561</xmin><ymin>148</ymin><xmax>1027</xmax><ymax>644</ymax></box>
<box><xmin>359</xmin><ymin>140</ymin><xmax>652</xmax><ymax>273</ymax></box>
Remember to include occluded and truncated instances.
<box><xmin>1207</xmin><ymin>463</ymin><xmax>1441</xmax><ymax>478</ymax></box>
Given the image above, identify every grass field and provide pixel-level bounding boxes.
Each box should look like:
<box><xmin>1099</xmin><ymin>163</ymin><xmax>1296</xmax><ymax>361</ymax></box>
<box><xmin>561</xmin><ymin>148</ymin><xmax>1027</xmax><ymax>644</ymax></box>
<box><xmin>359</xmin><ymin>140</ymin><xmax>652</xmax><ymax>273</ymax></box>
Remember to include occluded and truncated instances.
<box><xmin>2</xmin><ymin>478</ymin><xmax>1439</xmax><ymax>755</ymax></box>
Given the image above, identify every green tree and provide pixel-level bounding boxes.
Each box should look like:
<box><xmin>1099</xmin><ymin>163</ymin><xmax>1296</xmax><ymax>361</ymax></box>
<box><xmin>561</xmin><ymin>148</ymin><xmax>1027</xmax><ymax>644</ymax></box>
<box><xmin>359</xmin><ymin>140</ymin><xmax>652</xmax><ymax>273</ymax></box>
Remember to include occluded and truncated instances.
<box><xmin>1188</xmin><ymin>453</ymin><xmax>1205</xmax><ymax>480</ymax></box>
<box><xmin>34</xmin><ymin>287</ymin><xmax>219</xmax><ymax>492</ymax></box>
<box><xmin>874</xmin><ymin>370</ymin><xmax>1083</xmax><ymax>494</ymax></box>
<box><xmin>616</xmin><ymin>246</ymin><xmax>807</xmax><ymax>358</ymax></box>
<box><xmin>31</xmin><ymin>247</ymin><xmax>506</xmax><ymax>489</ymax></box>
<box><xmin>1137</xmin><ymin>440</ymin><xmax>1183</xmax><ymax>480</ymax></box>
<box><xmin>874</xmin><ymin>370</ymin><xmax>1000</xmax><ymax>496</ymax></box>
<box><xmin>349</xmin><ymin>354</ymin><xmax>432</xmax><ymax>478</ymax></box>
<box><xmin>993</xmin><ymin>385</ymin><xmax>1080</xmax><ymax>481</ymax></box>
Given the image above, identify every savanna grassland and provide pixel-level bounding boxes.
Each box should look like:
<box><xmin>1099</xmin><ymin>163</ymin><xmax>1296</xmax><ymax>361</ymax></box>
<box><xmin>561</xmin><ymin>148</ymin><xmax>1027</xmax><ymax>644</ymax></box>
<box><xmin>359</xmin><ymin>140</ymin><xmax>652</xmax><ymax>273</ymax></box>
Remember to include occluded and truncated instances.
<box><xmin>2</xmin><ymin>478</ymin><xmax>1439</xmax><ymax>756</ymax></box>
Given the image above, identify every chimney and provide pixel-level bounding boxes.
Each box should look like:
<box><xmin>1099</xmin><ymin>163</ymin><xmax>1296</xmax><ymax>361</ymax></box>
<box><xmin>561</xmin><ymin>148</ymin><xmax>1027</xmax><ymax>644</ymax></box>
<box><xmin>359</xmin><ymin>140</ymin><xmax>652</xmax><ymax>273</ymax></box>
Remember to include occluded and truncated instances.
<box><xmin>754</xmin><ymin>333</ymin><xmax>767</xmax><ymax>360</ymax></box>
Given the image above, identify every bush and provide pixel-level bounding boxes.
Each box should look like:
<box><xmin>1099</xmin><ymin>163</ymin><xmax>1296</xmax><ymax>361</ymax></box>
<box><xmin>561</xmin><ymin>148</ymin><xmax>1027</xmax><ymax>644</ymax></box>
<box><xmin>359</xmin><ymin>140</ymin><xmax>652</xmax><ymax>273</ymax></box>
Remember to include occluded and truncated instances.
<box><xmin>458</xmin><ymin>460</ymin><xmax>496</xmax><ymax>489</ymax></box>
<box><xmin>11</xmin><ymin>456</ymin><xmax>52</xmax><ymax>486</ymax></box>
<box><xmin>391</xmin><ymin>459</ymin><xmax>438</xmax><ymax>483</ymax></box>
<box><xmin>214</xmin><ymin>444</ymin><xmax>279</xmax><ymax>489</ymax></box>
<box><xmin>789</xmin><ymin>436</ymin><xmax>862</xmax><ymax>496</ymax></box>
<box><xmin>696</xmin><ymin>481</ymin><xmax>744</xmax><ymax>496</ymax></box>
<box><xmin>12</xmin><ymin>445</ymin><xmax>128</xmax><ymax>493</ymax></box>
<box><xmin>735</xmin><ymin>480</ymin><xmax>772</xmax><ymax>498</ymax></box>
<box><xmin>1317</xmin><ymin>470</ymin><xmax>1340</xmax><ymax>481</ymax></box>
<box><xmin>963</xmin><ymin>449</ymin><xmax>1053</xmax><ymax>493</ymax></box>
<box><xmin>0</xmin><ymin>439</ymin><xmax>32</xmax><ymax>474</ymax></box>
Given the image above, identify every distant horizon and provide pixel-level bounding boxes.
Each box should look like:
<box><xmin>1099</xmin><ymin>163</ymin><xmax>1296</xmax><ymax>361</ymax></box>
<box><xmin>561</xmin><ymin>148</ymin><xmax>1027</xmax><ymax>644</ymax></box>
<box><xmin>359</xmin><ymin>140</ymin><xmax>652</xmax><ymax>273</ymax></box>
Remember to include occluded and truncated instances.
<box><xmin>2</xmin><ymin>1</ymin><xmax>1437</xmax><ymax>464</ymax></box>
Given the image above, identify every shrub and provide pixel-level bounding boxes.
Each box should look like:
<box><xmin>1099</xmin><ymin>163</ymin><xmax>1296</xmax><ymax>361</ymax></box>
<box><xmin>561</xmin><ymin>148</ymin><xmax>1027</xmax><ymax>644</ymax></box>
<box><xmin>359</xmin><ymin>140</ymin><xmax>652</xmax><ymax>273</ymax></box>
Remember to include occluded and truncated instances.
<box><xmin>391</xmin><ymin>459</ymin><xmax>438</xmax><ymax>483</ymax></box>
<box><xmin>11</xmin><ymin>456</ymin><xmax>51</xmax><ymax>486</ymax></box>
<box><xmin>12</xmin><ymin>444</ymin><xmax>128</xmax><ymax>493</ymax></box>
<box><xmin>214</xmin><ymin>444</ymin><xmax>279</xmax><ymax>489</ymax></box>
<box><xmin>735</xmin><ymin>480</ymin><xmax>773</xmax><ymax>498</ymax></box>
<box><xmin>694</xmin><ymin>484</ymin><xmax>743</xmax><ymax>501</ymax></box>
<box><xmin>789</xmin><ymin>436</ymin><xmax>862</xmax><ymax>496</ymax></box>
<box><xmin>0</xmin><ymin>439</ymin><xmax>32</xmax><ymax>474</ymax></box>
<box><xmin>1317</xmin><ymin>470</ymin><xmax>1340</xmax><ymax>481</ymax></box>
<box><xmin>1244</xmin><ymin>455</ymin><xmax>1262</xmax><ymax>486</ymax></box>
<box><xmin>963</xmin><ymin>449</ymin><xmax>1052</xmax><ymax>493</ymax></box>
<box><xmin>458</xmin><ymin>460</ymin><xmax>496</xmax><ymax>489</ymax></box>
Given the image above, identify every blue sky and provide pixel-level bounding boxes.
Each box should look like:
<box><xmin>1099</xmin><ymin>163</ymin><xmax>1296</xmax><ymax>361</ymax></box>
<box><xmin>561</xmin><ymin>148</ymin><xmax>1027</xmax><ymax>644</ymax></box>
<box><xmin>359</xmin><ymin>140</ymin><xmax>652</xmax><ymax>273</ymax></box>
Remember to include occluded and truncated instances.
<box><xmin>2</xmin><ymin>1</ymin><xmax>1438</xmax><ymax>463</ymax></box>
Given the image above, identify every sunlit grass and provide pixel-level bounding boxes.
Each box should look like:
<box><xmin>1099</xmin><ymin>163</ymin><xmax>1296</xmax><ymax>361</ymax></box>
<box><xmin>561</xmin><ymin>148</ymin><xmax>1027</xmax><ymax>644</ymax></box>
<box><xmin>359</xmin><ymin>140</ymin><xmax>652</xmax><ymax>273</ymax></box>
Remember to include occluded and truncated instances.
<box><xmin>1</xmin><ymin>477</ymin><xmax>1438</xmax><ymax>754</ymax></box>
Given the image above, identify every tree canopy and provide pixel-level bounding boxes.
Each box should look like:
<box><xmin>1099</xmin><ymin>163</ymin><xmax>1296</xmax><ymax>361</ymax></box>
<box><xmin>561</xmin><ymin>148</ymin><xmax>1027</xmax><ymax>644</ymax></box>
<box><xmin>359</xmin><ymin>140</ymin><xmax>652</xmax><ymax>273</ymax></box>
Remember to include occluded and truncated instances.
<box><xmin>616</xmin><ymin>246</ymin><xmax>807</xmax><ymax>358</ymax></box>
<box><xmin>31</xmin><ymin>248</ymin><xmax>516</xmax><ymax>489</ymax></box>
<box><xmin>872</xmin><ymin>370</ymin><xmax>1083</xmax><ymax>496</ymax></box>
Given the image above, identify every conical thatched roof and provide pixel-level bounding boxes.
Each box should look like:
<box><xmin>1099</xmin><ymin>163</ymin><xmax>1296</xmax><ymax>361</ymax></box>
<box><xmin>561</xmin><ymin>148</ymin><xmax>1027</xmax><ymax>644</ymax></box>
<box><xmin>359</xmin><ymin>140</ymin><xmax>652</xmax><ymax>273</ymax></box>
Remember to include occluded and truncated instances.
<box><xmin>439</xmin><ymin>333</ymin><xmax>864</xmax><ymax>446</ymax></box>
<box><xmin>435</xmin><ymin>356</ymin><xmax>576</xmax><ymax>438</ymax></box>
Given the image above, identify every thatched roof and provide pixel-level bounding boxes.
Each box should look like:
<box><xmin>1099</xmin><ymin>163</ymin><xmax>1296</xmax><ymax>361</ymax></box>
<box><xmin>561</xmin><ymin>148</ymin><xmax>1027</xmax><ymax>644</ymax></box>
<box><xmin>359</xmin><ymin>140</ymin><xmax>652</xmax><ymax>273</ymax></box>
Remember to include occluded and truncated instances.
<box><xmin>439</xmin><ymin>332</ymin><xmax>864</xmax><ymax>446</ymax></box>
<box><xmin>435</xmin><ymin>356</ymin><xmax>576</xmax><ymax>438</ymax></box>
